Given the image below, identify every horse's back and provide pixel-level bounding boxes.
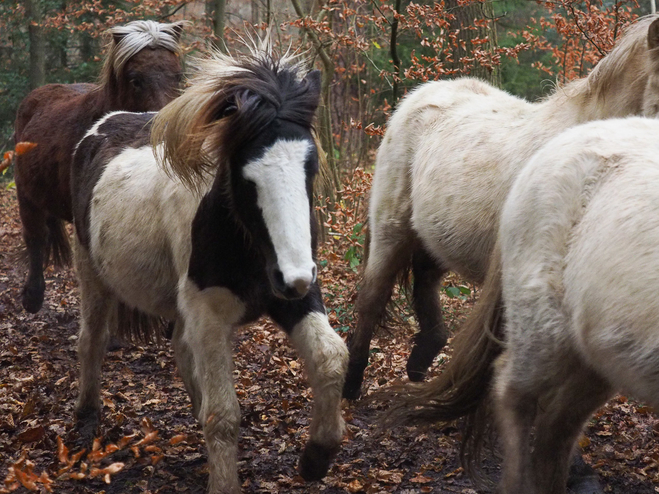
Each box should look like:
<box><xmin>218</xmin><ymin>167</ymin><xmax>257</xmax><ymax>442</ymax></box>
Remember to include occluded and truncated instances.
<box><xmin>400</xmin><ymin>79</ymin><xmax>537</xmax><ymax>280</ymax></box>
<box><xmin>15</xmin><ymin>83</ymin><xmax>101</xmax><ymax>218</ymax></box>
<box><xmin>502</xmin><ymin>117</ymin><xmax>659</xmax><ymax>405</ymax></box>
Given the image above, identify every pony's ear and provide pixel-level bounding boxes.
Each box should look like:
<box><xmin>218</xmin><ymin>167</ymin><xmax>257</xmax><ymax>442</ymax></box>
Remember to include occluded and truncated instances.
<box><xmin>305</xmin><ymin>70</ymin><xmax>322</xmax><ymax>102</ymax></box>
<box><xmin>171</xmin><ymin>21</ymin><xmax>186</xmax><ymax>42</ymax></box>
<box><xmin>648</xmin><ymin>18</ymin><xmax>659</xmax><ymax>50</ymax></box>
<box><xmin>112</xmin><ymin>32</ymin><xmax>127</xmax><ymax>46</ymax></box>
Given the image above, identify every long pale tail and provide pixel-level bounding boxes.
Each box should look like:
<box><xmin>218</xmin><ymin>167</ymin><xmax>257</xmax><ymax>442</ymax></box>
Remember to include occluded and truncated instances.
<box><xmin>378</xmin><ymin>245</ymin><xmax>506</xmax><ymax>475</ymax></box>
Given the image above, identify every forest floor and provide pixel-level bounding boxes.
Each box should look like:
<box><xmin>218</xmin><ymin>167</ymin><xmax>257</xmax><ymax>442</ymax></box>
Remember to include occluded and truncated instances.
<box><xmin>1</xmin><ymin>182</ymin><xmax>659</xmax><ymax>494</ymax></box>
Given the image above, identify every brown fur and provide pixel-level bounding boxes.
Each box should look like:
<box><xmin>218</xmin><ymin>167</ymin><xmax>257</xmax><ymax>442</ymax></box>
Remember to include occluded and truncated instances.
<box><xmin>14</xmin><ymin>20</ymin><xmax>183</xmax><ymax>313</ymax></box>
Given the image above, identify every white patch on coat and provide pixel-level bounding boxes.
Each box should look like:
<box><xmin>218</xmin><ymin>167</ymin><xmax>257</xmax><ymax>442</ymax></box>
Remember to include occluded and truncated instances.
<box><xmin>242</xmin><ymin>139</ymin><xmax>316</xmax><ymax>290</ymax></box>
<box><xmin>289</xmin><ymin>311</ymin><xmax>348</xmax><ymax>446</ymax></box>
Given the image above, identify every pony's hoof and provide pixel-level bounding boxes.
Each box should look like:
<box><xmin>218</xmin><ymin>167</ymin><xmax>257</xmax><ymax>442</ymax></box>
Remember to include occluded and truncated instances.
<box><xmin>298</xmin><ymin>441</ymin><xmax>338</xmax><ymax>481</ymax></box>
<box><xmin>75</xmin><ymin>407</ymin><xmax>100</xmax><ymax>448</ymax></box>
<box><xmin>406</xmin><ymin>369</ymin><xmax>427</xmax><ymax>382</ymax></box>
<box><xmin>21</xmin><ymin>285</ymin><xmax>45</xmax><ymax>313</ymax></box>
<box><xmin>106</xmin><ymin>335</ymin><xmax>127</xmax><ymax>352</ymax></box>
<box><xmin>342</xmin><ymin>379</ymin><xmax>362</xmax><ymax>400</ymax></box>
<box><xmin>567</xmin><ymin>454</ymin><xmax>603</xmax><ymax>494</ymax></box>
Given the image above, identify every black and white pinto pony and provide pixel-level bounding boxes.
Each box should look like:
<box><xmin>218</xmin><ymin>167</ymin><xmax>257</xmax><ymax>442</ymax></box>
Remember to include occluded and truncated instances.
<box><xmin>343</xmin><ymin>15</ymin><xmax>659</xmax><ymax>400</ymax></box>
<box><xmin>383</xmin><ymin>117</ymin><xmax>659</xmax><ymax>494</ymax></box>
<box><xmin>71</xmin><ymin>49</ymin><xmax>348</xmax><ymax>492</ymax></box>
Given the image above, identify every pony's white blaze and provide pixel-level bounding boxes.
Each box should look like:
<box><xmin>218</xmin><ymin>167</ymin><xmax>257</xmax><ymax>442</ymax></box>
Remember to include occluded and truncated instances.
<box><xmin>242</xmin><ymin>139</ymin><xmax>315</xmax><ymax>293</ymax></box>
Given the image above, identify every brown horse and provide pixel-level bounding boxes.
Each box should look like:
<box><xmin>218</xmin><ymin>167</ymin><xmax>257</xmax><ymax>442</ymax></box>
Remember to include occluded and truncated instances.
<box><xmin>14</xmin><ymin>20</ymin><xmax>184</xmax><ymax>313</ymax></box>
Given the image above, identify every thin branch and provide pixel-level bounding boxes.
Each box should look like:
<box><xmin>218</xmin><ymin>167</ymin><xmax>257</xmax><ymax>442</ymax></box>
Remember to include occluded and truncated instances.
<box><xmin>565</xmin><ymin>2</ymin><xmax>607</xmax><ymax>57</ymax></box>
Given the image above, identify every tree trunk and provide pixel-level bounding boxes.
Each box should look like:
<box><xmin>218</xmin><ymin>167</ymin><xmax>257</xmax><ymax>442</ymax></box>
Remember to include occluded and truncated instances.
<box><xmin>25</xmin><ymin>0</ymin><xmax>46</xmax><ymax>89</ymax></box>
<box><xmin>206</xmin><ymin>0</ymin><xmax>226</xmax><ymax>52</ymax></box>
<box><xmin>446</xmin><ymin>0</ymin><xmax>500</xmax><ymax>86</ymax></box>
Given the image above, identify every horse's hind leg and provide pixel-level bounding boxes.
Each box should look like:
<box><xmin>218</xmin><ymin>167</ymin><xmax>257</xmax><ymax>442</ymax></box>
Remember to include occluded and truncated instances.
<box><xmin>407</xmin><ymin>246</ymin><xmax>447</xmax><ymax>381</ymax></box>
<box><xmin>17</xmin><ymin>193</ymin><xmax>47</xmax><ymax>313</ymax></box>
<box><xmin>531</xmin><ymin>364</ymin><xmax>611</xmax><ymax>494</ymax></box>
<box><xmin>343</xmin><ymin>233</ymin><xmax>414</xmax><ymax>399</ymax></box>
<box><xmin>494</xmin><ymin>351</ymin><xmax>538</xmax><ymax>494</ymax></box>
<box><xmin>269</xmin><ymin>286</ymin><xmax>348</xmax><ymax>481</ymax></box>
<box><xmin>171</xmin><ymin>319</ymin><xmax>202</xmax><ymax>418</ymax></box>
<box><xmin>74</xmin><ymin>241</ymin><xmax>115</xmax><ymax>444</ymax></box>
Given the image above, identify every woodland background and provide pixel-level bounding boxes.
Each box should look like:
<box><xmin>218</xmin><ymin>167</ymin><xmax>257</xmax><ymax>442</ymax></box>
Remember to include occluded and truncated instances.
<box><xmin>3</xmin><ymin>0</ymin><xmax>659</xmax><ymax>493</ymax></box>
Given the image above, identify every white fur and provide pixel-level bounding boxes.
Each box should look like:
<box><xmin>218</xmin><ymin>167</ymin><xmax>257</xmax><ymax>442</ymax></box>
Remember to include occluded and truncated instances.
<box><xmin>492</xmin><ymin>117</ymin><xmax>659</xmax><ymax>493</ymax></box>
<box><xmin>243</xmin><ymin>139</ymin><xmax>316</xmax><ymax>292</ymax></box>
<box><xmin>289</xmin><ymin>312</ymin><xmax>348</xmax><ymax>445</ymax></box>
<box><xmin>109</xmin><ymin>20</ymin><xmax>184</xmax><ymax>73</ymax></box>
<box><xmin>368</xmin><ymin>17</ymin><xmax>659</xmax><ymax>285</ymax></box>
<box><xmin>77</xmin><ymin>134</ymin><xmax>345</xmax><ymax>493</ymax></box>
<box><xmin>73</xmin><ymin>111</ymin><xmax>134</xmax><ymax>155</ymax></box>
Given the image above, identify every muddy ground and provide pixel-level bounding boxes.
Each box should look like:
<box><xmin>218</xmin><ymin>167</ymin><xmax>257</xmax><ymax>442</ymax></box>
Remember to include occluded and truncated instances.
<box><xmin>1</xmin><ymin>184</ymin><xmax>659</xmax><ymax>493</ymax></box>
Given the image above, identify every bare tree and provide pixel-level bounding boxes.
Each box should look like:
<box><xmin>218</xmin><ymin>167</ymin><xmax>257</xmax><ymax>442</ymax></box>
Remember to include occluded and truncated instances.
<box><xmin>25</xmin><ymin>0</ymin><xmax>45</xmax><ymax>89</ymax></box>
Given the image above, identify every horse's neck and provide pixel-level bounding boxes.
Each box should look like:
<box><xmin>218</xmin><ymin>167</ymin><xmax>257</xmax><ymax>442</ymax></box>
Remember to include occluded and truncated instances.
<box><xmin>541</xmin><ymin>58</ymin><xmax>648</xmax><ymax>123</ymax></box>
<box><xmin>80</xmin><ymin>86</ymin><xmax>115</xmax><ymax>119</ymax></box>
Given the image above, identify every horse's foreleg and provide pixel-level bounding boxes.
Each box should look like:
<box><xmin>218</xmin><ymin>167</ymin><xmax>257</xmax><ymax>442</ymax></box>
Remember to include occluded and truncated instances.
<box><xmin>532</xmin><ymin>365</ymin><xmax>610</xmax><ymax>494</ymax></box>
<box><xmin>493</xmin><ymin>351</ymin><xmax>538</xmax><ymax>494</ymax></box>
<box><xmin>407</xmin><ymin>246</ymin><xmax>447</xmax><ymax>381</ymax></box>
<box><xmin>74</xmin><ymin>242</ymin><xmax>114</xmax><ymax>445</ymax></box>
<box><xmin>285</xmin><ymin>308</ymin><xmax>348</xmax><ymax>481</ymax></box>
<box><xmin>17</xmin><ymin>194</ymin><xmax>47</xmax><ymax>313</ymax></box>
<box><xmin>178</xmin><ymin>281</ymin><xmax>245</xmax><ymax>494</ymax></box>
<box><xmin>344</xmin><ymin>235</ymin><xmax>414</xmax><ymax>399</ymax></box>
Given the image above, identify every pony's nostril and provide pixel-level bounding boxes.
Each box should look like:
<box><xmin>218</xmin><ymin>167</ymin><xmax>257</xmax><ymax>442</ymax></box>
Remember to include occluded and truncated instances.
<box><xmin>273</xmin><ymin>269</ymin><xmax>285</xmax><ymax>288</ymax></box>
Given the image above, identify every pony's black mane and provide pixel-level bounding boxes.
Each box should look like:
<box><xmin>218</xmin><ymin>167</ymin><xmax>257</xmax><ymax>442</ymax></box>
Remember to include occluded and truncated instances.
<box><xmin>215</xmin><ymin>54</ymin><xmax>319</xmax><ymax>161</ymax></box>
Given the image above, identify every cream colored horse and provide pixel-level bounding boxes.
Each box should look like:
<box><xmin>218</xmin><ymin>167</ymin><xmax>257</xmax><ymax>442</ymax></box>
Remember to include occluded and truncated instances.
<box><xmin>344</xmin><ymin>15</ymin><xmax>659</xmax><ymax>400</ymax></box>
<box><xmin>383</xmin><ymin>117</ymin><xmax>659</xmax><ymax>494</ymax></box>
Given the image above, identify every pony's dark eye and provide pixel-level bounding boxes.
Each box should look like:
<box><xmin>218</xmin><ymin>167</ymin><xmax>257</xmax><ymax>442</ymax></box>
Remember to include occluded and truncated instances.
<box><xmin>221</xmin><ymin>105</ymin><xmax>237</xmax><ymax>118</ymax></box>
<box><xmin>130</xmin><ymin>78</ymin><xmax>142</xmax><ymax>90</ymax></box>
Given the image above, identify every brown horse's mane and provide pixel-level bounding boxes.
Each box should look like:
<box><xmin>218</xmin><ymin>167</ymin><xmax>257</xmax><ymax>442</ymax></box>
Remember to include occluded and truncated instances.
<box><xmin>151</xmin><ymin>45</ymin><xmax>318</xmax><ymax>192</ymax></box>
<box><xmin>98</xmin><ymin>20</ymin><xmax>185</xmax><ymax>87</ymax></box>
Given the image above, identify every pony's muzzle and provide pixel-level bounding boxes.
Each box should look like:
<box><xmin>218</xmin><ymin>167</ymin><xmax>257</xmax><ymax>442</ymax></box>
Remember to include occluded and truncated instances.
<box><xmin>271</xmin><ymin>265</ymin><xmax>317</xmax><ymax>300</ymax></box>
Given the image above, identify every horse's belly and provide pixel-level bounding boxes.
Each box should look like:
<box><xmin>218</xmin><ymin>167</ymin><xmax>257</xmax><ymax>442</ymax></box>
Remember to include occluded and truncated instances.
<box><xmin>410</xmin><ymin>153</ymin><xmax>512</xmax><ymax>283</ymax></box>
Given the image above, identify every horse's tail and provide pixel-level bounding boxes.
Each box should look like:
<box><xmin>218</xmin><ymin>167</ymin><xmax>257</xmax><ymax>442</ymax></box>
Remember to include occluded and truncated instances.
<box><xmin>45</xmin><ymin>217</ymin><xmax>72</xmax><ymax>268</ymax></box>
<box><xmin>379</xmin><ymin>243</ymin><xmax>505</xmax><ymax>478</ymax></box>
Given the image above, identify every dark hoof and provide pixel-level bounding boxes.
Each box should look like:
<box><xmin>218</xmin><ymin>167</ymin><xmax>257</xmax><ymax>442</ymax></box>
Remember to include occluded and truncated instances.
<box><xmin>75</xmin><ymin>407</ymin><xmax>100</xmax><ymax>448</ymax></box>
<box><xmin>406</xmin><ymin>368</ymin><xmax>427</xmax><ymax>382</ymax></box>
<box><xmin>342</xmin><ymin>377</ymin><xmax>362</xmax><ymax>400</ymax></box>
<box><xmin>343</xmin><ymin>359</ymin><xmax>366</xmax><ymax>400</ymax></box>
<box><xmin>106</xmin><ymin>335</ymin><xmax>127</xmax><ymax>352</ymax></box>
<box><xmin>298</xmin><ymin>441</ymin><xmax>339</xmax><ymax>481</ymax></box>
<box><xmin>21</xmin><ymin>284</ymin><xmax>45</xmax><ymax>313</ymax></box>
<box><xmin>567</xmin><ymin>454</ymin><xmax>603</xmax><ymax>494</ymax></box>
<box><xmin>407</xmin><ymin>334</ymin><xmax>447</xmax><ymax>382</ymax></box>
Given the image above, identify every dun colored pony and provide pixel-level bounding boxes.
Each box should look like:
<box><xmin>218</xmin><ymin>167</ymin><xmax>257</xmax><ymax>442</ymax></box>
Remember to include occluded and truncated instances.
<box><xmin>71</xmin><ymin>48</ymin><xmax>348</xmax><ymax>493</ymax></box>
<box><xmin>382</xmin><ymin>117</ymin><xmax>659</xmax><ymax>494</ymax></box>
<box><xmin>344</xmin><ymin>15</ymin><xmax>659</xmax><ymax>400</ymax></box>
<box><xmin>14</xmin><ymin>20</ymin><xmax>184</xmax><ymax>314</ymax></box>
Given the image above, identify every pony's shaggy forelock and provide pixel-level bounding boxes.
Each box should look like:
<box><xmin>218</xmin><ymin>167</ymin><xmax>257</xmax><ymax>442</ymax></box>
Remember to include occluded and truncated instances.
<box><xmin>100</xmin><ymin>20</ymin><xmax>184</xmax><ymax>83</ymax></box>
<box><xmin>151</xmin><ymin>46</ymin><xmax>318</xmax><ymax>192</ymax></box>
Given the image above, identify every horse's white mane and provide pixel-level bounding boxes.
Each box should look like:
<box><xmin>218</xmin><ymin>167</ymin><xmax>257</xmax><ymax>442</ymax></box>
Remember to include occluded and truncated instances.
<box><xmin>562</xmin><ymin>15</ymin><xmax>658</xmax><ymax>99</ymax></box>
<box><xmin>108</xmin><ymin>20</ymin><xmax>185</xmax><ymax>74</ymax></box>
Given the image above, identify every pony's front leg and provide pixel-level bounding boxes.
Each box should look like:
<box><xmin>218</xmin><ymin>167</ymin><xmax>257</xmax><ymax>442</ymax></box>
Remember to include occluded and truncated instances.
<box><xmin>270</xmin><ymin>286</ymin><xmax>348</xmax><ymax>481</ymax></box>
<box><xmin>178</xmin><ymin>281</ymin><xmax>246</xmax><ymax>494</ymax></box>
